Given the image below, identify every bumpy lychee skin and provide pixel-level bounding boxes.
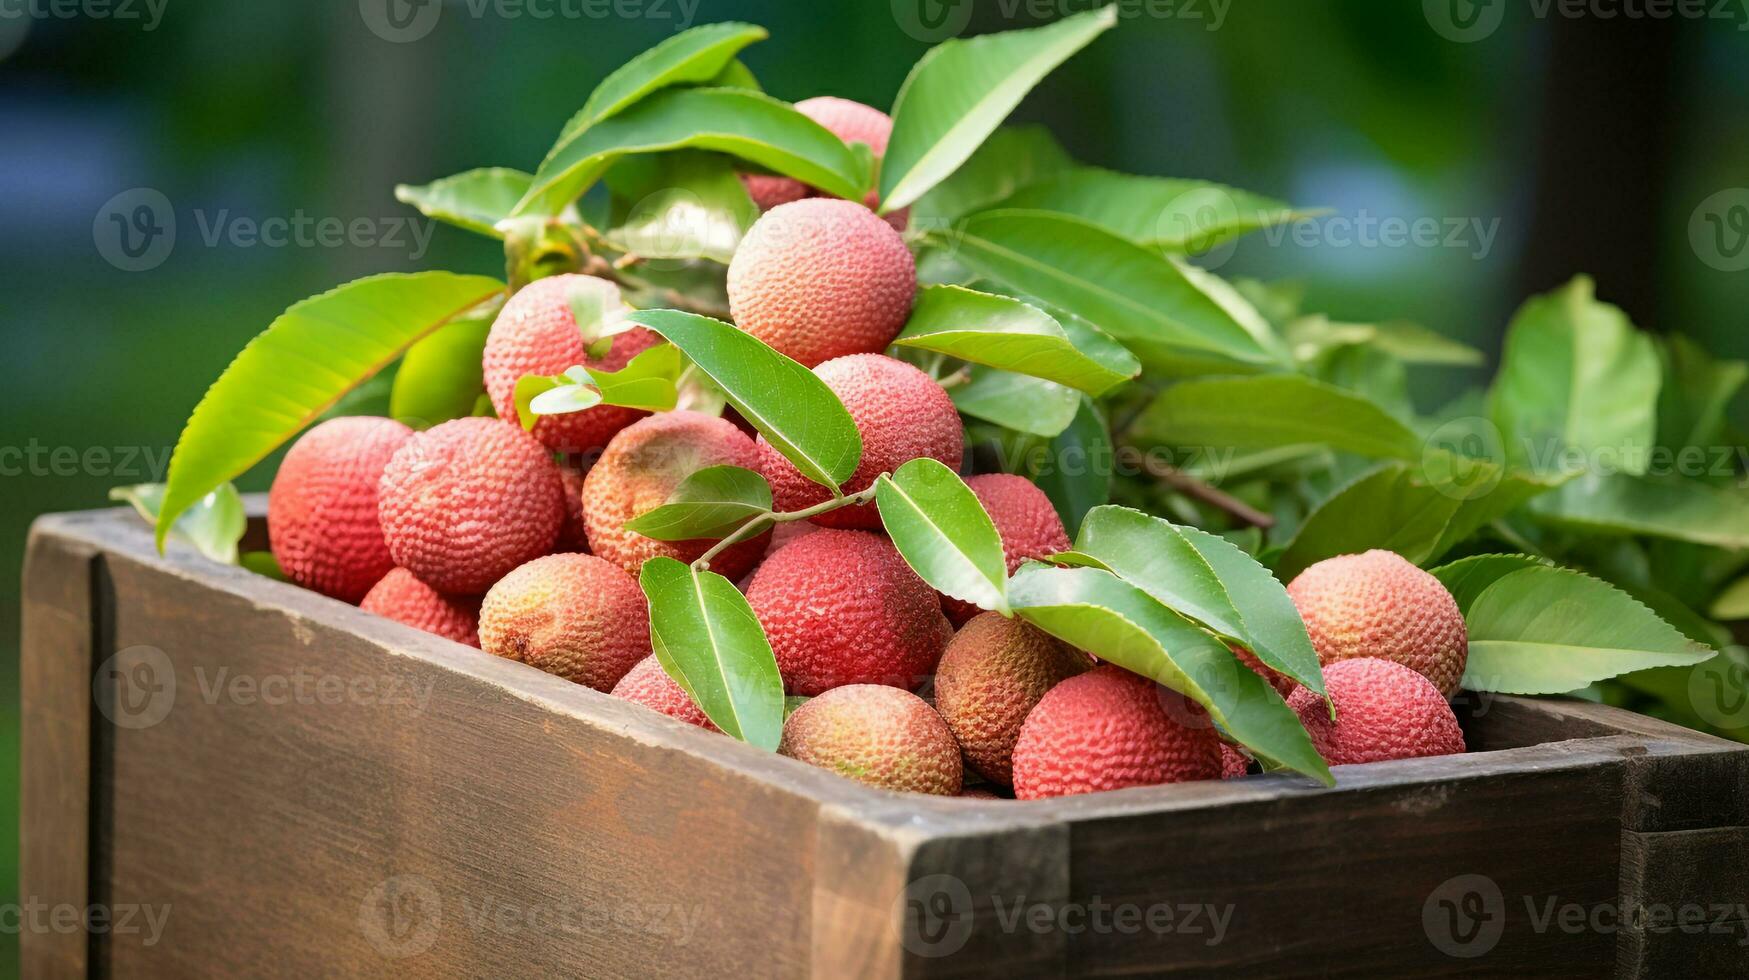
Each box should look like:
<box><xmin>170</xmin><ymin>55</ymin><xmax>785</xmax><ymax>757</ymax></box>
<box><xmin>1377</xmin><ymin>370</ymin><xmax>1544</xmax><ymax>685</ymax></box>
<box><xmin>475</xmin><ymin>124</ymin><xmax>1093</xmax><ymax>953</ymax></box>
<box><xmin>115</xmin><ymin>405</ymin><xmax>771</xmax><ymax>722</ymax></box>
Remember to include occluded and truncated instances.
<box><xmin>727</xmin><ymin>200</ymin><xmax>916</xmax><ymax>367</ymax></box>
<box><xmin>1218</xmin><ymin>743</ymin><xmax>1252</xmax><ymax>779</ymax></box>
<box><xmin>378</xmin><ymin>417</ymin><xmax>565</xmax><ymax>595</ymax></box>
<box><xmin>758</xmin><ymin>354</ymin><xmax>963</xmax><ymax>529</ymax></box>
<box><xmin>942</xmin><ymin>475</ymin><xmax>1070</xmax><ymax>624</ymax></box>
<box><xmin>748</xmin><ymin>529</ymin><xmax>952</xmax><ymax>695</ymax></box>
<box><xmin>268</xmin><ymin>416</ymin><xmax>412</xmax><ymax>603</ymax></box>
<box><xmin>359</xmin><ymin>568</ymin><xmax>482</xmax><ymax>647</ymax></box>
<box><xmin>935</xmin><ymin>613</ymin><xmax>1093</xmax><ymax>786</ymax></box>
<box><xmin>1286</xmin><ymin>657</ymin><xmax>1466</xmax><ymax>766</ymax></box>
<box><xmin>478</xmin><ymin>553</ymin><xmax>650</xmax><ymax>691</ymax></box>
<box><xmin>482</xmin><ymin>274</ymin><xmax>661</xmax><ymax>454</ymax></box>
<box><xmin>1011</xmin><ymin>665</ymin><xmax>1222</xmax><ymax>800</ymax></box>
<box><xmin>555</xmin><ymin>460</ymin><xmax>590</xmax><ymax>553</ymax></box>
<box><xmin>582</xmin><ymin>411</ymin><xmax>770</xmax><ymax>579</ymax></box>
<box><xmin>1287</xmin><ymin>549</ymin><xmax>1468</xmax><ymax>695</ymax></box>
<box><xmin>611</xmin><ymin>655</ymin><xmax>719</xmax><ymax>732</ymax></box>
<box><xmin>779</xmin><ymin>685</ymin><xmax>962</xmax><ymax>795</ymax></box>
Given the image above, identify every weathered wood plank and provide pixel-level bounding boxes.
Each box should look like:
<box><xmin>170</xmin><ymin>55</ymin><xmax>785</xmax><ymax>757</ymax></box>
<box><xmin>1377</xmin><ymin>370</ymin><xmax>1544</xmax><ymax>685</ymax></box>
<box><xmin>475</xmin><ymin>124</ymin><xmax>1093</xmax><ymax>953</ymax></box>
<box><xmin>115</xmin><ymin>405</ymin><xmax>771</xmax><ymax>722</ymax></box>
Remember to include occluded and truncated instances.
<box><xmin>1618</xmin><ymin>827</ymin><xmax>1749</xmax><ymax>978</ymax></box>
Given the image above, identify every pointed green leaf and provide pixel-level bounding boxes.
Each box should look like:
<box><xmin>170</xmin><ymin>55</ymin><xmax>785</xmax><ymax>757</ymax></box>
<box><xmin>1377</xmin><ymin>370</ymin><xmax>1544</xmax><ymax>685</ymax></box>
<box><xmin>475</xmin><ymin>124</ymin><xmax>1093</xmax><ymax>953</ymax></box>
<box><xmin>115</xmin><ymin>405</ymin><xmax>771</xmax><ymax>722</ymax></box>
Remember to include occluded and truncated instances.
<box><xmin>877</xmin><ymin>458</ymin><xmax>1009</xmax><ymax>615</ymax></box>
<box><xmin>512</xmin><ymin>343</ymin><xmax>680</xmax><ymax>428</ymax></box>
<box><xmin>394</xmin><ymin>168</ymin><xmax>537</xmax><ymax>239</ymax></box>
<box><xmin>1009</xmin><ymin>564</ymin><xmax>1331</xmax><ymax>785</ymax></box>
<box><xmin>893</xmin><ymin>285</ymin><xmax>1137</xmax><ymax>395</ymax></box>
<box><xmin>640</xmin><ymin>556</ymin><xmax>785</xmax><ymax>748</ymax></box>
<box><xmin>113</xmin><ymin>482</ymin><xmax>245</xmax><ymax>565</ymax></box>
<box><xmin>563</xmin><ymin>22</ymin><xmax>769</xmax><ymax>139</ymax></box>
<box><xmin>625</xmin><ymin>465</ymin><xmax>773</xmax><ymax>541</ymax></box>
<box><xmin>997</xmin><ymin>169</ymin><xmax>1319</xmax><ymax>253</ymax></box>
<box><xmin>156</xmin><ymin>272</ymin><xmax>506</xmax><ymax>548</ymax></box>
<box><xmin>625</xmin><ymin>309</ymin><xmax>861</xmax><ymax>488</ymax></box>
<box><xmin>1137</xmin><ymin>375</ymin><xmax>1424</xmax><ymax>460</ymax></box>
<box><xmin>880</xmin><ymin>7</ymin><xmax>1115</xmax><ymax>212</ymax></box>
<box><xmin>950</xmin><ymin>366</ymin><xmax>1079</xmax><ymax>438</ymax></box>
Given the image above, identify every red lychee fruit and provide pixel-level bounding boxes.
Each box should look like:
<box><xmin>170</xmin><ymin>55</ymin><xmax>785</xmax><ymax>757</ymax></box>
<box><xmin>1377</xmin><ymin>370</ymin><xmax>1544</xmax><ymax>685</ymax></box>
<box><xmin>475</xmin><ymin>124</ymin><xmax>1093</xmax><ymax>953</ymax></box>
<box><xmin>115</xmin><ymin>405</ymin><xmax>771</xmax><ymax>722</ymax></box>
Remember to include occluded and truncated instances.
<box><xmin>727</xmin><ymin>200</ymin><xmax>916</xmax><ymax>367</ymax></box>
<box><xmin>610</xmin><ymin>655</ymin><xmax>719</xmax><ymax>732</ymax></box>
<box><xmin>757</xmin><ymin>354</ymin><xmax>962</xmax><ymax>529</ymax></box>
<box><xmin>1011</xmin><ymin>665</ymin><xmax>1222</xmax><ymax>800</ymax></box>
<box><xmin>582</xmin><ymin>410</ymin><xmax>770</xmax><ymax>579</ymax></box>
<box><xmin>268</xmin><ymin>416</ymin><xmax>412</xmax><ymax>603</ymax></box>
<box><xmin>555</xmin><ymin>459</ymin><xmax>590</xmax><ymax>553</ymax></box>
<box><xmin>377</xmin><ymin>417</ymin><xmax>564</xmax><ymax>595</ymax></box>
<box><xmin>359</xmin><ymin>567</ymin><xmax>481</xmax><ymax>647</ymax></box>
<box><xmin>779</xmin><ymin>684</ymin><xmax>962</xmax><ymax>795</ymax></box>
<box><xmin>481</xmin><ymin>274</ymin><xmax>661</xmax><ymax>454</ymax></box>
<box><xmin>1218</xmin><ymin>743</ymin><xmax>1251</xmax><ymax>779</ymax></box>
<box><xmin>478</xmin><ymin>553</ymin><xmax>650</xmax><ymax>691</ymax></box>
<box><xmin>747</xmin><ymin>529</ymin><xmax>952</xmax><ymax>695</ymax></box>
<box><xmin>934</xmin><ymin>613</ymin><xmax>1093</xmax><ymax>786</ymax></box>
<box><xmin>1286</xmin><ymin>657</ymin><xmax>1466</xmax><ymax>766</ymax></box>
<box><xmin>1287</xmin><ymin>549</ymin><xmax>1468</xmax><ymax>696</ymax></box>
<box><xmin>941</xmin><ymin>474</ymin><xmax>1070</xmax><ymax>624</ymax></box>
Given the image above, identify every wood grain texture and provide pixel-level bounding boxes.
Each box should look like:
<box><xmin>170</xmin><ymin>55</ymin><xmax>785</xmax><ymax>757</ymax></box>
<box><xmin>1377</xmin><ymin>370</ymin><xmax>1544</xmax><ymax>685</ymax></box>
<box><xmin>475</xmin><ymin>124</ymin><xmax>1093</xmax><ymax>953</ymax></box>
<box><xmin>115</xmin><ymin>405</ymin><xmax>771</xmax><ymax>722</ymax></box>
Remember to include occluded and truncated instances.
<box><xmin>19</xmin><ymin>503</ymin><xmax>1749</xmax><ymax>979</ymax></box>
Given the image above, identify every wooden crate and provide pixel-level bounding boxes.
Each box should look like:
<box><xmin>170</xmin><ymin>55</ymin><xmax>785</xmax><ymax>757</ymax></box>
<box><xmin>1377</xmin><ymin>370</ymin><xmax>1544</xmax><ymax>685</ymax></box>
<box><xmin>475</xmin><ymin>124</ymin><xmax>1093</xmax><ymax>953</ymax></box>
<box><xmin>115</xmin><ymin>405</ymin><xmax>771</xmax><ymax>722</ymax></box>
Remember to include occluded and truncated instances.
<box><xmin>21</xmin><ymin>505</ymin><xmax>1749</xmax><ymax>978</ymax></box>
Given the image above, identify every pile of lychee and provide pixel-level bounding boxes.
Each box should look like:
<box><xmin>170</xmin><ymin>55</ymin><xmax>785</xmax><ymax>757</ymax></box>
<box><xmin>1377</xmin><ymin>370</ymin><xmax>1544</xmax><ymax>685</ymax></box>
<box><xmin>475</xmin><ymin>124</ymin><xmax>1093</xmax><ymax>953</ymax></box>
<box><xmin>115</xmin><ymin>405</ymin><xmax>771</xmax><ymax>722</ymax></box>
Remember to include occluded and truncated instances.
<box><xmin>265</xmin><ymin>98</ymin><xmax>1469</xmax><ymax>800</ymax></box>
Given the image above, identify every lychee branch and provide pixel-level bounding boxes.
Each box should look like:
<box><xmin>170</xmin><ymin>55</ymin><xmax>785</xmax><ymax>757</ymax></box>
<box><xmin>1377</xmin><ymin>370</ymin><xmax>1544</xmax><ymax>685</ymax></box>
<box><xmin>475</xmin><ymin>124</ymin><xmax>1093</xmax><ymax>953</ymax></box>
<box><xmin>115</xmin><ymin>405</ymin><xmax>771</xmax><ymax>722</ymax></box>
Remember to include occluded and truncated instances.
<box><xmin>1136</xmin><ymin>453</ymin><xmax>1276</xmax><ymax>530</ymax></box>
<box><xmin>690</xmin><ymin>482</ymin><xmax>884</xmax><ymax>573</ymax></box>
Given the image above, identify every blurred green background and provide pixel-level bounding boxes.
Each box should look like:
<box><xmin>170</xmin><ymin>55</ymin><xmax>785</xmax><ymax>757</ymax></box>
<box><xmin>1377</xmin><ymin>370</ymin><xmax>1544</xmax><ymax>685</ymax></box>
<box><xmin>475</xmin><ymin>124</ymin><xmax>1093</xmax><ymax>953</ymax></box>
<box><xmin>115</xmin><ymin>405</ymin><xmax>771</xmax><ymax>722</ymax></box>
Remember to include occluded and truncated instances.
<box><xmin>3</xmin><ymin>0</ymin><xmax>1748</xmax><ymax>970</ymax></box>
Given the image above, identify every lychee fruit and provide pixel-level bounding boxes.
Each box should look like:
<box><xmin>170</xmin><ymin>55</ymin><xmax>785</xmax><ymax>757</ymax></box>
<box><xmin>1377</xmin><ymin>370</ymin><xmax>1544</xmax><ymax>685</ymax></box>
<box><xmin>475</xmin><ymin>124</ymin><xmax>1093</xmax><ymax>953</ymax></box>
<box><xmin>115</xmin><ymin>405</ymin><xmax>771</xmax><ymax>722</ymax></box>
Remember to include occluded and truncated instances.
<box><xmin>727</xmin><ymin>200</ymin><xmax>916</xmax><ymax>367</ymax></box>
<box><xmin>758</xmin><ymin>354</ymin><xmax>962</xmax><ymax>529</ymax></box>
<box><xmin>268</xmin><ymin>416</ymin><xmax>412</xmax><ymax>602</ymax></box>
<box><xmin>359</xmin><ymin>568</ymin><xmax>481</xmax><ymax>647</ymax></box>
<box><xmin>582</xmin><ymin>410</ymin><xmax>770</xmax><ymax>579</ymax></box>
<box><xmin>1287</xmin><ymin>549</ymin><xmax>1468</xmax><ymax>696</ymax></box>
<box><xmin>1286</xmin><ymin>657</ymin><xmax>1466</xmax><ymax>765</ymax></box>
<box><xmin>481</xmin><ymin>274</ymin><xmax>661</xmax><ymax>454</ymax></box>
<box><xmin>478</xmin><ymin>553</ymin><xmax>650</xmax><ymax>691</ymax></box>
<box><xmin>743</xmin><ymin>97</ymin><xmax>907</xmax><ymax>229</ymax></box>
<box><xmin>1011</xmin><ymin>664</ymin><xmax>1222</xmax><ymax>800</ymax></box>
<box><xmin>611</xmin><ymin>655</ymin><xmax>718</xmax><ymax>732</ymax></box>
<box><xmin>778</xmin><ymin>685</ymin><xmax>962</xmax><ymax>795</ymax></box>
<box><xmin>941</xmin><ymin>474</ymin><xmax>1070</xmax><ymax>624</ymax></box>
<box><xmin>555</xmin><ymin>459</ymin><xmax>590</xmax><ymax>553</ymax></box>
<box><xmin>747</xmin><ymin>529</ymin><xmax>952</xmax><ymax>695</ymax></box>
<box><xmin>934</xmin><ymin>613</ymin><xmax>1093</xmax><ymax>786</ymax></box>
<box><xmin>1218</xmin><ymin>743</ymin><xmax>1251</xmax><ymax>779</ymax></box>
<box><xmin>378</xmin><ymin>417</ymin><xmax>564</xmax><ymax>595</ymax></box>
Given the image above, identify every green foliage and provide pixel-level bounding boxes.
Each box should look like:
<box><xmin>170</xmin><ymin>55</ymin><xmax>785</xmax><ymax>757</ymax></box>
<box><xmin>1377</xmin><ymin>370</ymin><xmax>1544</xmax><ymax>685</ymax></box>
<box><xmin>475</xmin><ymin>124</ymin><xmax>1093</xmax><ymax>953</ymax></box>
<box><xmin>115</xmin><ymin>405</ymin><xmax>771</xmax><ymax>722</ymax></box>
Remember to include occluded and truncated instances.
<box><xmin>512</xmin><ymin>343</ymin><xmax>683</xmax><ymax>429</ymax></box>
<box><xmin>876</xmin><ymin>459</ymin><xmax>1010</xmax><ymax>616</ymax></box>
<box><xmin>394</xmin><ymin>168</ymin><xmax>539</xmax><ymax>239</ymax></box>
<box><xmin>997</xmin><ymin>169</ymin><xmax>1319</xmax><ymax>253</ymax></box>
<box><xmin>112</xmin><ymin>482</ymin><xmax>245</xmax><ymax>565</ymax></box>
<box><xmin>893</xmin><ymin>285</ymin><xmax>1138</xmax><ymax>395</ymax></box>
<box><xmin>623</xmin><ymin>465</ymin><xmax>773</xmax><ymax>541</ymax></box>
<box><xmin>640</xmin><ymin>556</ymin><xmax>785</xmax><ymax>749</ymax></box>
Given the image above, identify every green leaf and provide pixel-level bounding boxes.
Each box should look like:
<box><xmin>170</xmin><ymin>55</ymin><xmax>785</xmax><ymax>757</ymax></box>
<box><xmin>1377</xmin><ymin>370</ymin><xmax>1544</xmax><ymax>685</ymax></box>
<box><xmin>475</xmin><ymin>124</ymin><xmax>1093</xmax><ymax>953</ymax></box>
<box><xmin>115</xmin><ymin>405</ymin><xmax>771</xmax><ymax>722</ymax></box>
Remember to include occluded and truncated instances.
<box><xmin>624</xmin><ymin>465</ymin><xmax>773</xmax><ymax>541</ymax></box>
<box><xmin>935</xmin><ymin>210</ymin><xmax>1281</xmax><ymax>369</ymax></box>
<box><xmin>876</xmin><ymin>458</ymin><xmax>1009</xmax><ymax>616</ymax></box>
<box><xmin>240</xmin><ymin>550</ymin><xmax>287</xmax><ymax>581</ymax></box>
<box><xmin>625</xmin><ymin>309</ymin><xmax>860</xmax><ymax>489</ymax></box>
<box><xmin>910</xmin><ymin>124</ymin><xmax>1072</xmax><ymax>225</ymax></box>
<box><xmin>1285</xmin><ymin>315</ymin><xmax>1485</xmax><ymax>367</ymax></box>
<box><xmin>518</xmin><ymin>88</ymin><xmax>864</xmax><ymax>217</ymax></box>
<box><xmin>1026</xmin><ymin>396</ymin><xmax>1111</xmax><ymax>533</ymax></box>
<box><xmin>603</xmin><ymin>151</ymin><xmax>759</xmax><ymax>263</ymax></box>
<box><xmin>562</xmin><ymin>22</ymin><xmax>769</xmax><ymax>138</ymax></box>
<box><xmin>389</xmin><ymin>307</ymin><xmax>497</xmax><ymax>428</ymax></box>
<box><xmin>394</xmin><ymin>168</ymin><xmax>539</xmax><ymax>239</ymax></box>
<box><xmin>1489</xmin><ymin>276</ymin><xmax>1661</xmax><ymax>476</ymax></box>
<box><xmin>1430</xmin><ymin>554</ymin><xmax>1552</xmax><ymax>613</ymax></box>
<box><xmin>1524</xmin><ymin>471</ymin><xmax>1749</xmax><ymax>549</ymax></box>
<box><xmin>156</xmin><ymin>272</ymin><xmax>506</xmax><ymax>548</ymax></box>
<box><xmin>1711</xmin><ymin>574</ymin><xmax>1749</xmax><ymax>620</ymax></box>
<box><xmin>893</xmin><ymin>285</ymin><xmax>1137</xmax><ymax>395</ymax></box>
<box><xmin>1073</xmin><ymin>506</ymin><xmax>1325</xmax><ymax>695</ymax></box>
<box><xmin>1657</xmin><ymin>334</ymin><xmax>1747</xmax><ymax>454</ymax></box>
<box><xmin>640</xmin><ymin>556</ymin><xmax>785</xmax><ymax>749</ymax></box>
<box><xmin>709</xmin><ymin>58</ymin><xmax>762</xmax><ymax>92</ymax></box>
<box><xmin>1136</xmin><ymin>375</ymin><xmax>1424</xmax><ymax>460</ymax></box>
<box><xmin>113</xmin><ymin>482</ymin><xmax>245</xmax><ymax>565</ymax></box>
<box><xmin>880</xmin><ymin>7</ymin><xmax>1116</xmax><ymax>213</ymax></box>
<box><xmin>512</xmin><ymin>343</ymin><xmax>682</xmax><ymax>429</ymax></box>
<box><xmin>1456</xmin><ymin>565</ymin><xmax>1712</xmax><ymax>694</ymax></box>
<box><xmin>949</xmin><ymin>366</ymin><xmax>1079</xmax><ymax>437</ymax></box>
<box><xmin>1009</xmin><ymin>565</ymin><xmax>1332</xmax><ymax>785</ymax></box>
<box><xmin>997</xmin><ymin>169</ymin><xmax>1317</xmax><ymax>253</ymax></box>
<box><xmin>1276</xmin><ymin>463</ymin><xmax>1555</xmax><ymax>580</ymax></box>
